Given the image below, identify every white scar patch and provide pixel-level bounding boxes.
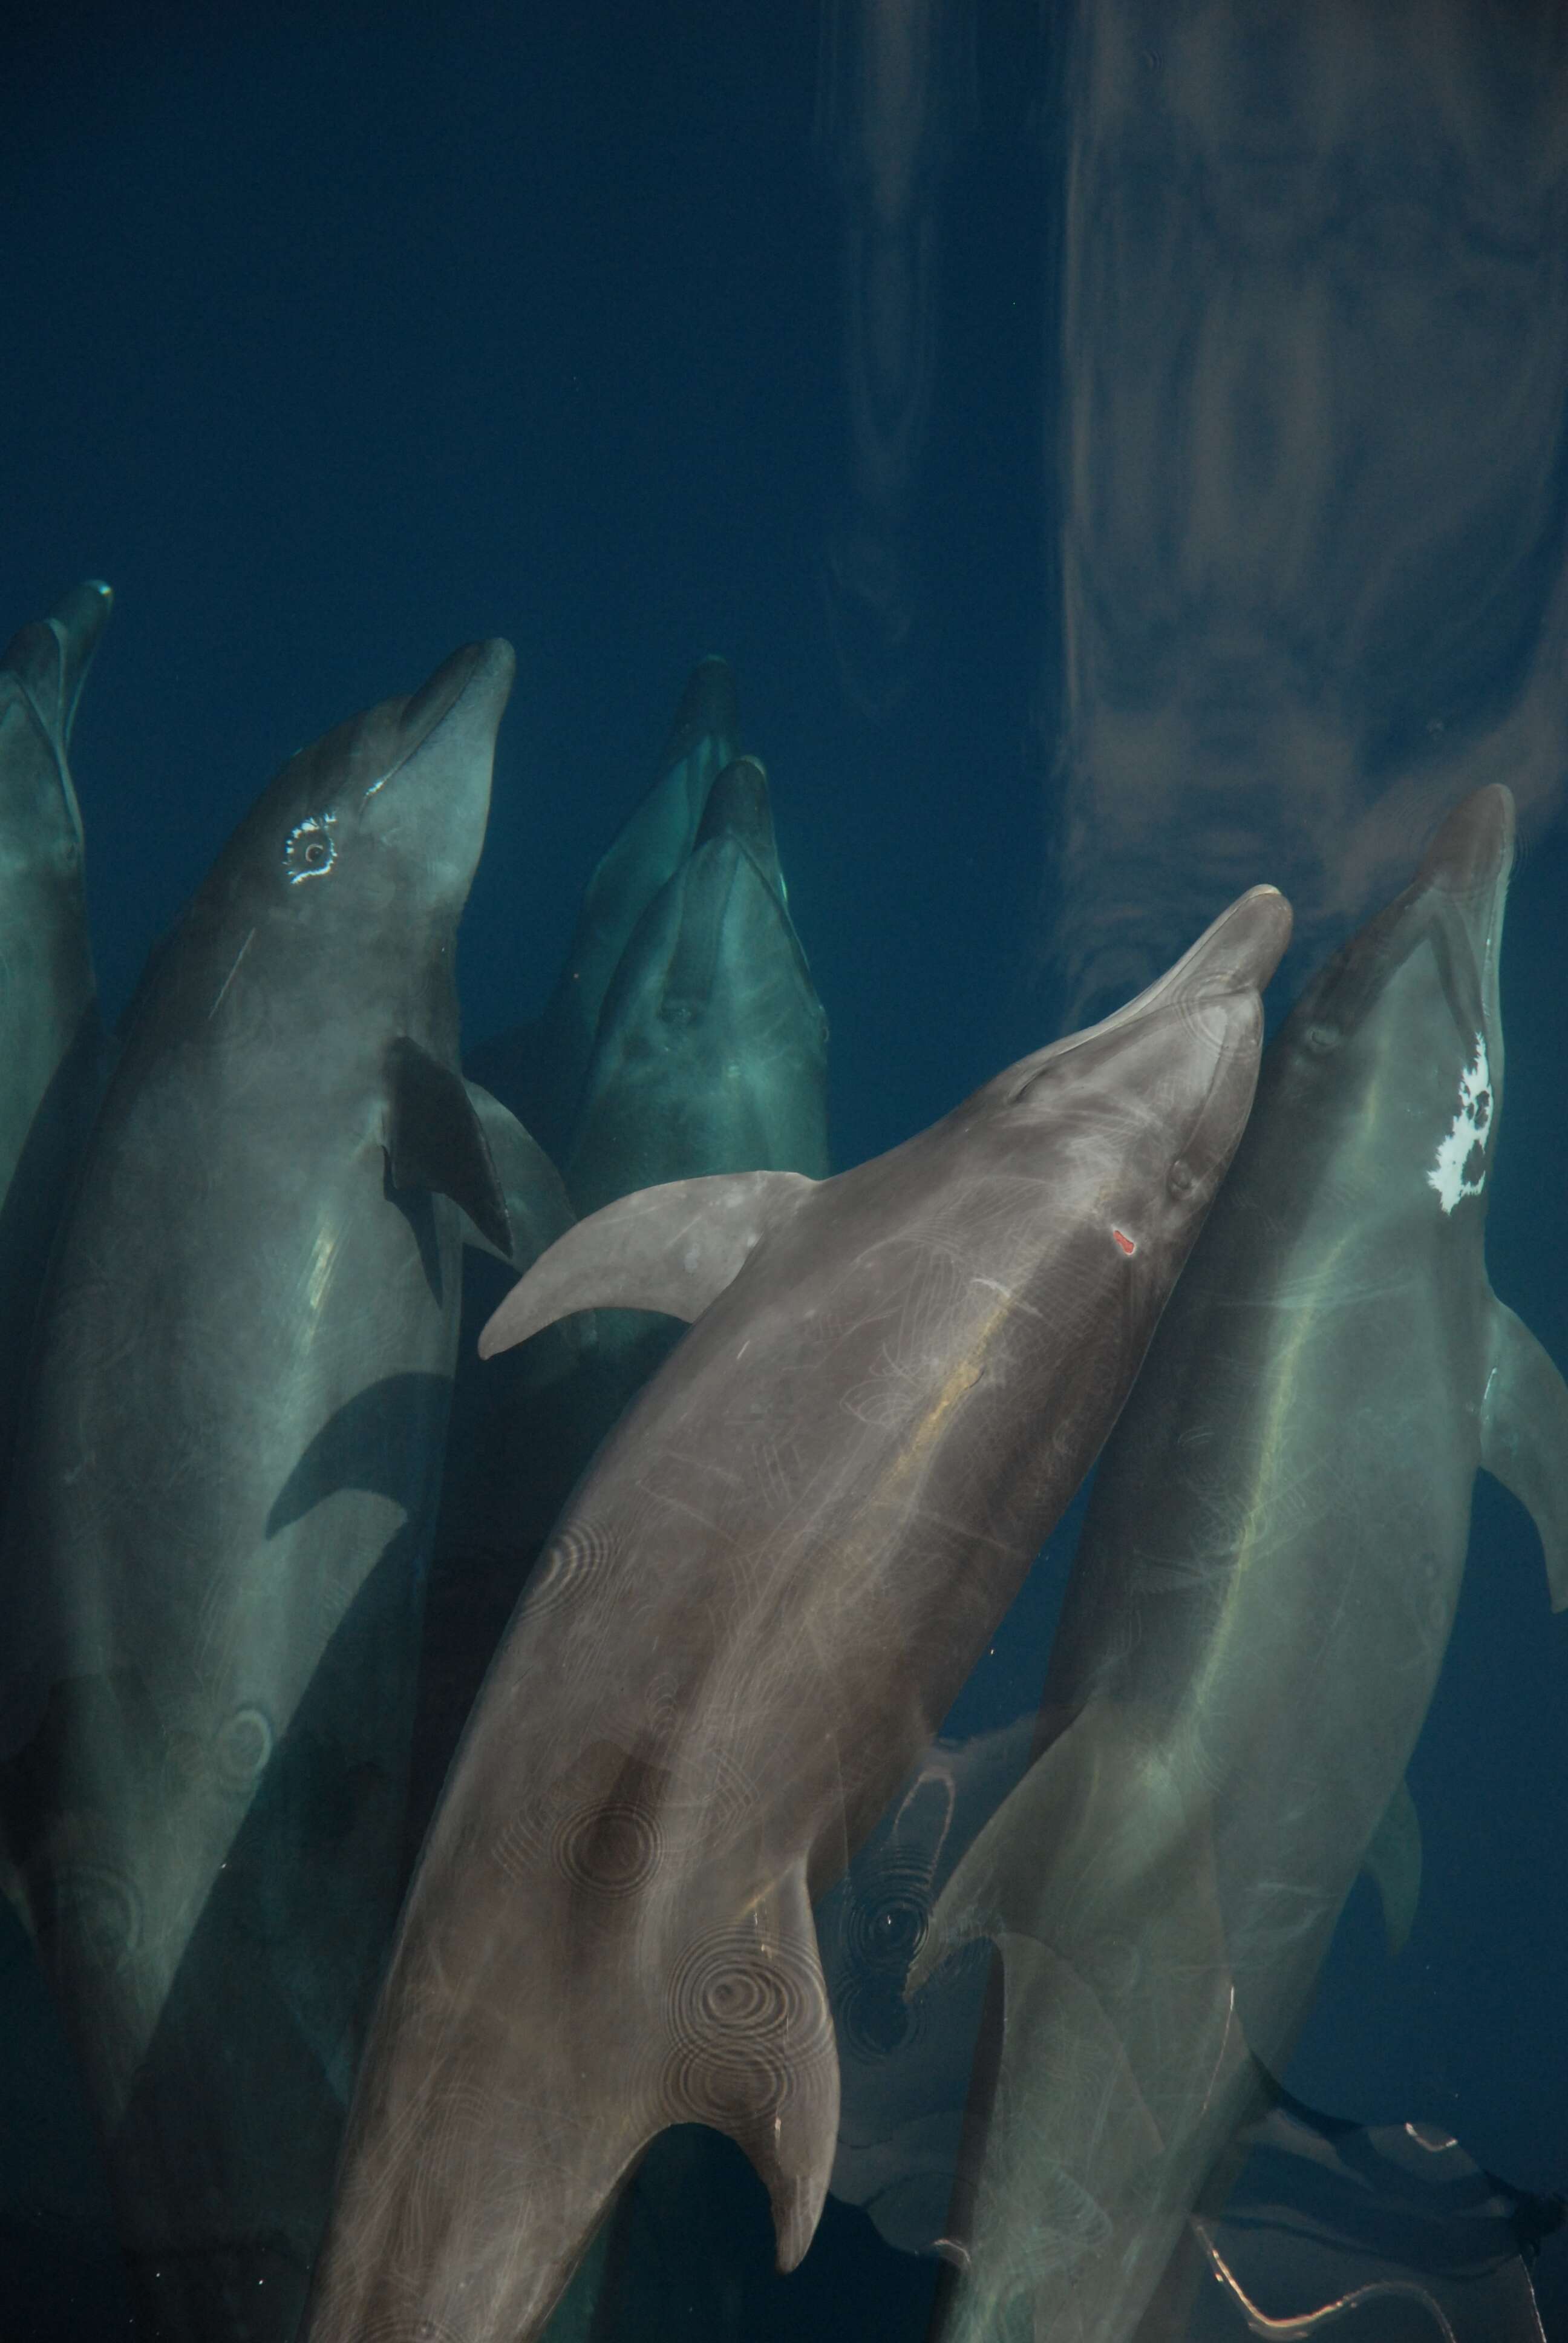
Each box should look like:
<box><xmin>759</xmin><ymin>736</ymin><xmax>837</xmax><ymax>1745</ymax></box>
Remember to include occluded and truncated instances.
<box><xmin>1428</xmin><ymin>1034</ymin><xmax>1492</xmax><ymax>1214</ymax></box>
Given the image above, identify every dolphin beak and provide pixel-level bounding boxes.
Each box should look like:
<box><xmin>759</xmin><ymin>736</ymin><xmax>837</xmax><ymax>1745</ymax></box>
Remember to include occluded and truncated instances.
<box><xmin>394</xmin><ymin>636</ymin><xmax>515</xmax><ymax>764</ymax></box>
<box><xmin>1418</xmin><ymin>782</ymin><xmax>1515</xmax><ymax>905</ymax></box>
<box><xmin>48</xmin><ymin>580</ymin><xmax>114</xmax><ymax>738</ymax></box>
<box><xmin>361</xmin><ymin>637</ymin><xmax>516</xmax><ymax>809</ymax></box>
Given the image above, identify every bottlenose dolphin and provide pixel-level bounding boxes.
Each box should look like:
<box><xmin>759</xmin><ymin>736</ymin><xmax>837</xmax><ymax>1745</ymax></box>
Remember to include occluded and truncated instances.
<box><xmin>565</xmin><ymin>751</ymin><xmax>830</xmax><ymax>1214</ymax></box>
<box><xmin>414</xmin><ymin>752</ymin><xmax>832</xmax><ymax>1866</ymax></box>
<box><xmin>0</xmin><ymin>638</ymin><xmax>557</xmax><ymax>2343</ymax></box>
<box><xmin>910</xmin><ymin>785</ymin><xmax>1568</xmax><ymax>2343</ymax></box>
<box><xmin>0</xmin><ymin>580</ymin><xmax>113</xmax><ymax>1499</ymax></box>
<box><xmin>466</xmin><ymin>653</ymin><xmax>738</xmax><ymax>1158</ymax></box>
<box><xmin>299</xmin><ymin>883</ymin><xmax>1291</xmax><ymax>2343</ymax></box>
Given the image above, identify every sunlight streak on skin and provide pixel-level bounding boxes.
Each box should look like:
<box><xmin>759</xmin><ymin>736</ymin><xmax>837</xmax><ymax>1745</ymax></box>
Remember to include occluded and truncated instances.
<box><xmin>207</xmin><ymin>928</ymin><xmax>255</xmax><ymax>1019</ymax></box>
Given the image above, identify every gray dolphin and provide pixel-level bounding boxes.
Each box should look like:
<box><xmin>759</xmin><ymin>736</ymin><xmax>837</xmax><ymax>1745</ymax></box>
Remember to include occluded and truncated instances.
<box><xmin>0</xmin><ymin>637</ymin><xmax>560</xmax><ymax>2343</ymax></box>
<box><xmin>299</xmin><ymin>882</ymin><xmax>1291</xmax><ymax>2343</ymax></box>
<box><xmin>910</xmin><ymin>784</ymin><xmax>1568</xmax><ymax>2343</ymax></box>
<box><xmin>565</xmin><ymin>751</ymin><xmax>830</xmax><ymax>1215</ymax></box>
<box><xmin>466</xmin><ymin>653</ymin><xmax>739</xmax><ymax>1159</ymax></box>
<box><xmin>414</xmin><ymin>752</ymin><xmax>832</xmax><ymax>1867</ymax></box>
<box><xmin>0</xmin><ymin>581</ymin><xmax>113</xmax><ymax>1501</ymax></box>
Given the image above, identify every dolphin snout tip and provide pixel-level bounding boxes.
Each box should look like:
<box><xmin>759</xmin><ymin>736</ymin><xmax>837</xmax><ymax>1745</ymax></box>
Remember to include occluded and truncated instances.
<box><xmin>1422</xmin><ymin>782</ymin><xmax>1515</xmax><ymax>900</ymax></box>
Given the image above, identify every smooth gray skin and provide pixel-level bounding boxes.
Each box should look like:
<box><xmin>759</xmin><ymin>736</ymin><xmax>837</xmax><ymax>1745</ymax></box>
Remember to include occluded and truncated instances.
<box><xmin>0</xmin><ymin>582</ymin><xmax>113</xmax><ymax>1496</ymax></box>
<box><xmin>0</xmin><ymin>638</ymin><xmax>547</xmax><ymax>2343</ymax></box>
<box><xmin>912</xmin><ymin>785</ymin><xmax>1568</xmax><ymax>2343</ymax></box>
<box><xmin>466</xmin><ymin>653</ymin><xmax>739</xmax><ymax>1159</ymax></box>
<box><xmin>565</xmin><ymin>752</ymin><xmax>830</xmax><ymax>1216</ymax></box>
<box><xmin>299</xmin><ymin>882</ymin><xmax>1291</xmax><ymax>2343</ymax></box>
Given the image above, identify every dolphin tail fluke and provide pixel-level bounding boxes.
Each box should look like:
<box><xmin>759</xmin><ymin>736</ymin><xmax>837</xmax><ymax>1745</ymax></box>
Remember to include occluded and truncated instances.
<box><xmin>1481</xmin><ymin>1300</ymin><xmax>1568</xmax><ymax>1611</ymax></box>
<box><xmin>477</xmin><ymin>1169</ymin><xmax>816</xmax><ymax>1356</ymax></box>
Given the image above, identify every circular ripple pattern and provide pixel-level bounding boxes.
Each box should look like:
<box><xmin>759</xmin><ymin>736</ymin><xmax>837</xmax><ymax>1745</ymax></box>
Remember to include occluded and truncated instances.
<box><xmin>519</xmin><ymin>1519</ymin><xmax>613</xmax><ymax>1619</ymax></box>
<box><xmin>844</xmin><ymin>1864</ymin><xmax>930</xmax><ymax>1979</ymax></box>
<box><xmin>660</xmin><ymin>1927</ymin><xmax>831</xmax><ymax>2132</ymax></box>
<box><xmin>54</xmin><ymin>1860</ymin><xmax>142</xmax><ymax>1968</ymax></box>
<box><xmin>213</xmin><ymin>1705</ymin><xmax>274</xmax><ymax>1791</ymax></box>
<box><xmin>552</xmin><ymin>1798</ymin><xmax>664</xmax><ymax>1898</ymax></box>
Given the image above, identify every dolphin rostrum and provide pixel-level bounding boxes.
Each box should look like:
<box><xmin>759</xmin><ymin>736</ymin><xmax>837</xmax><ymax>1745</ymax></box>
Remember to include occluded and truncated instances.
<box><xmin>0</xmin><ymin>637</ymin><xmax>561</xmax><ymax>2343</ymax></box>
<box><xmin>466</xmin><ymin>652</ymin><xmax>739</xmax><ymax>1158</ymax></box>
<box><xmin>0</xmin><ymin>580</ymin><xmax>113</xmax><ymax>1503</ymax></box>
<box><xmin>299</xmin><ymin>882</ymin><xmax>1292</xmax><ymax>2343</ymax></box>
<box><xmin>910</xmin><ymin>784</ymin><xmax>1568</xmax><ymax>2343</ymax></box>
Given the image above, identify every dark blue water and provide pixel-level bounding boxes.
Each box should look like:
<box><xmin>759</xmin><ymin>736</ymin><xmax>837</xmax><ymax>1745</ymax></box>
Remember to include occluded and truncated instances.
<box><xmin>2</xmin><ymin>3</ymin><xmax>1564</xmax><ymax>2337</ymax></box>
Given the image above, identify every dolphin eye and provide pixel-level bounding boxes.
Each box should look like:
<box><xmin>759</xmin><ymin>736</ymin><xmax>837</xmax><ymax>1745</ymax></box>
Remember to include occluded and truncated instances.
<box><xmin>1304</xmin><ymin>1020</ymin><xmax>1341</xmax><ymax>1054</ymax></box>
<box><xmin>1167</xmin><ymin>1160</ymin><xmax>1196</xmax><ymax>1200</ymax></box>
<box><xmin>284</xmin><ymin>813</ymin><xmax>337</xmax><ymax>883</ymax></box>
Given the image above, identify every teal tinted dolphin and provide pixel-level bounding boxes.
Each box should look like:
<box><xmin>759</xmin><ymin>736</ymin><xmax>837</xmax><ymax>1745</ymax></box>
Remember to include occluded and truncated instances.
<box><xmin>565</xmin><ymin>752</ymin><xmax>829</xmax><ymax>1214</ymax></box>
<box><xmin>300</xmin><ymin>882</ymin><xmax>1290</xmax><ymax>2343</ymax></box>
<box><xmin>912</xmin><ymin>785</ymin><xmax>1568</xmax><ymax>2343</ymax></box>
<box><xmin>0</xmin><ymin>638</ymin><xmax>557</xmax><ymax>2343</ymax></box>
<box><xmin>466</xmin><ymin>653</ymin><xmax>739</xmax><ymax>1158</ymax></box>
<box><xmin>0</xmin><ymin>581</ymin><xmax>113</xmax><ymax>1497</ymax></box>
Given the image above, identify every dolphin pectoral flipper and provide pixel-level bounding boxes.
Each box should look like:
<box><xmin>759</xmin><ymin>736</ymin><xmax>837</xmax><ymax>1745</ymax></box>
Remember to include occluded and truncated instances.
<box><xmin>477</xmin><ymin>1169</ymin><xmax>816</xmax><ymax>1357</ymax></box>
<box><xmin>384</xmin><ymin>1036</ymin><xmax>511</xmax><ymax>1257</ymax></box>
<box><xmin>1480</xmin><ymin>1300</ymin><xmax>1568</xmax><ymax>1610</ymax></box>
<box><xmin>1361</xmin><ymin>1776</ymin><xmax>1421</xmax><ymax>1956</ymax></box>
<box><xmin>463</xmin><ymin>1081</ymin><xmax>575</xmax><ymax>1267</ymax></box>
<box><xmin>906</xmin><ymin>1711</ymin><xmax>1104</xmax><ymax>1999</ymax></box>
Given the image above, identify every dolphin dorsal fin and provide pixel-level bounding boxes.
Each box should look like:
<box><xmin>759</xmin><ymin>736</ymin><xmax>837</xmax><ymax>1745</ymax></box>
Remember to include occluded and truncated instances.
<box><xmin>478</xmin><ymin>1169</ymin><xmax>815</xmax><ymax>1357</ymax></box>
<box><xmin>385</xmin><ymin>1037</ymin><xmax>511</xmax><ymax>1257</ymax></box>
<box><xmin>1480</xmin><ymin>1300</ymin><xmax>1568</xmax><ymax>1610</ymax></box>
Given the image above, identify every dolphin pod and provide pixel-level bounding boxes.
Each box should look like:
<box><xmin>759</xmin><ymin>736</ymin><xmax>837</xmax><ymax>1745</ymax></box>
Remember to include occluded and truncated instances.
<box><xmin>909</xmin><ymin>784</ymin><xmax>1568</xmax><ymax>2343</ymax></box>
<box><xmin>0</xmin><ymin>637</ymin><xmax>574</xmax><ymax>2343</ymax></box>
<box><xmin>297</xmin><ymin>883</ymin><xmax>1290</xmax><ymax>2343</ymax></box>
<box><xmin>0</xmin><ymin>593</ymin><xmax>1560</xmax><ymax>2343</ymax></box>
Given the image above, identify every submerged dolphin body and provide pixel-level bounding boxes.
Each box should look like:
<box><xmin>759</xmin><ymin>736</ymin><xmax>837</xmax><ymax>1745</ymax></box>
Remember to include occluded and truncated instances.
<box><xmin>1178</xmin><ymin>2090</ymin><xmax>1561</xmax><ymax>2343</ymax></box>
<box><xmin>912</xmin><ymin>785</ymin><xmax>1568</xmax><ymax>2343</ymax></box>
<box><xmin>0</xmin><ymin>582</ymin><xmax>113</xmax><ymax>1498</ymax></box>
<box><xmin>466</xmin><ymin>653</ymin><xmax>739</xmax><ymax>1158</ymax></box>
<box><xmin>300</xmin><ymin>883</ymin><xmax>1291</xmax><ymax>2343</ymax></box>
<box><xmin>0</xmin><ymin>640</ymin><xmax>555</xmax><ymax>2343</ymax></box>
<box><xmin>566</xmin><ymin>751</ymin><xmax>830</xmax><ymax>1214</ymax></box>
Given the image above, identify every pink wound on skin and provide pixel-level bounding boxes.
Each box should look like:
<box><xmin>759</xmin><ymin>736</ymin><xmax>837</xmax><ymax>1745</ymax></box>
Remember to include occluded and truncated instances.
<box><xmin>1112</xmin><ymin>1228</ymin><xmax>1136</xmax><ymax>1256</ymax></box>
